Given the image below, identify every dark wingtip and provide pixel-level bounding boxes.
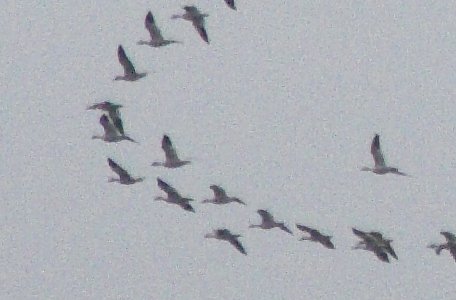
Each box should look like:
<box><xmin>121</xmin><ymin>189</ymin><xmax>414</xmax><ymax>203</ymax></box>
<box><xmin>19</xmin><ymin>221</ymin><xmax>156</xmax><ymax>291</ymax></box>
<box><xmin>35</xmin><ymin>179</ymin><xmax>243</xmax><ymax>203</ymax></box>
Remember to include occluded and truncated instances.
<box><xmin>184</xmin><ymin>203</ymin><xmax>195</xmax><ymax>212</ymax></box>
<box><xmin>373</xmin><ymin>134</ymin><xmax>380</xmax><ymax>147</ymax></box>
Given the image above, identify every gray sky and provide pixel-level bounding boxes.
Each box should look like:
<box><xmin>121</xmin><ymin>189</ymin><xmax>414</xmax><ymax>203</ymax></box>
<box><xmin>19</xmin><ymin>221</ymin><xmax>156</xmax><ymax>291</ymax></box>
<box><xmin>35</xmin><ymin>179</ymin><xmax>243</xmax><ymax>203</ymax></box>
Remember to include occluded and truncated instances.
<box><xmin>1</xmin><ymin>1</ymin><xmax>456</xmax><ymax>299</ymax></box>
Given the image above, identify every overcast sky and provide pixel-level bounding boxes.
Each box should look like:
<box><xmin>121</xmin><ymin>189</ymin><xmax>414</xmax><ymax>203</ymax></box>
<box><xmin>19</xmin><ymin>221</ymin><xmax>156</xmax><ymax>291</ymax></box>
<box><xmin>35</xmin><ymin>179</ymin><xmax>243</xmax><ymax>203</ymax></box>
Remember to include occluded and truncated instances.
<box><xmin>1</xmin><ymin>1</ymin><xmax>456</xmax><ymax>299</ymax></box>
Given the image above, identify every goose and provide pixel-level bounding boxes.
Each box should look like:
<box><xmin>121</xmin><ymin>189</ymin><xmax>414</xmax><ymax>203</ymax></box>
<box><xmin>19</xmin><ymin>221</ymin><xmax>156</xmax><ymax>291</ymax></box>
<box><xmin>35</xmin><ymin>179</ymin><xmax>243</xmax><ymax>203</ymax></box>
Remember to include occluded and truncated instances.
<box><xmin>138</xmin><ymin>11</ymin><xmax>181</xmax><ymax>47</ymax></box>
<box><xmin>296</xmin><ymin>224</ymin><xmax>335</xmax><ymax>249</ymax></box>
<box><xmin>249</xmin><ymin>209</ymin><xmax>292</xmax><ymax>235</ymax></box>
<box><xmin>91</xmin><ymin>114</ymin><xmax>136</xmax><ymax>143</ymax></box>
<box><xmin>352</xmin><ymin>228</ymin><xmax>397</xmax><ymax>262</ymax></box>
<box><xmin>107</xmin><ymin>158</ymin><xmax>144</xmax><ymax>185</ymax></box>
<box><xmin>352</xmin><ymin>228</ymin><xmax>398</xmax><ymax>259</ymax></box>
<box><xmin>114</xmin><ymin>45</ymin><xmax>147</xmax><ymax>81</ymax></box>
<box><xmin>205</xmin><ymin>228</ymin><xmax>246</xmax><ymax>255</ymax></box>
<box><xmin>361</xmin><ymin>134</ymin><xmax>408</xmax><ymax>176</ymax></box>
<box><xmin>151</xmin><ymin>135</ymin><xmax>191</xmax><ymax>168</ymax></box>
<box><xmin>428</xmin><ymin>231</ymin><xmax>456</xmax><ymax>262</ymax></box>
<box><xmin>92</xmin><ymin>114</ymin><xmax>137</xmax><ymax>143</ymax></box>
<box><xmin>87</xmin><ymin>101</ymin><xmax>124</xmax><ymax>135</ymax></box>
<box><xmin>224</xmin><ymin>0</ymin><xmax>236</xmax><ymax>10</ymax></box>
<box><xmin>202</xmin><ymin>185</ymin><xmax>246</xmax><ymax>205</ymax></box>
<box><xmin>154</xmin><ymin>177</ymin><xmax>195</xmax><ymax>212</ymax></box>
<box><xmin>171</xmin><ymin>6</ymin><xmax>209</xmax><ymax>44</ymax></box>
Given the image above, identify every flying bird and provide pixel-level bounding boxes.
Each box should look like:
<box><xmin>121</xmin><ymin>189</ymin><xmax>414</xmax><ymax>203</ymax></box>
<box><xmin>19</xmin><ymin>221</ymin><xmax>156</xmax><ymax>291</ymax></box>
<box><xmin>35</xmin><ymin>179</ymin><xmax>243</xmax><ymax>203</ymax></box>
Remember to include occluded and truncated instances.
<box><xmin>249</xmin><ymin>209</ymin><xmax>292</xmax><ymax>235</ymax></box>
<box><xmin>151</xmin><ymin>135</ymin><xmax>191</xmax><ymax>168</ymax></box>
<box><xmin>202</xmin><ymin>185</ymin><xmax>246</xmax><ymax>205</ymax></box>
<box><xmin>352</xmin><ymin>228</ymin><xmax>397</xmax><ymax>262</ymax></box>
<box><xmin>296</xmin><ymin>224</ymin><xmax>335</xmax><ymax>249</ymax></box>
<box><xmin>361</xmin><ymin>134</ymin><xmax>408</xmax><ymax>176</ymax></box>
<box><xmin>87</xmin><ymin>101</ymin><xmax>124</xmax><ymax>135</ymax></box>
<box><xmin>205</xmin><ymin>228</ymin><xmax>246</xmax><ymax>255</ymax></box>
<box><xmin>428</xmin><ymin>231</ymin><xmax>456</xmax><ymax>262</ymax></box>
<box><xmin>224</xmin><ymin>0</ymin><xmax>236</xmax><ymax>10</ymax></box>
<box><xmin>154</xmin><ymin>177</ymin><xmax>195</xmax><ymax>212</ymax></box>
<box><xmin>107</xmin><ymin>158</ymin><xmax>144</xmax><ymax>185</ymax></box>
<box><xmin>171</xmin><ymin>6</ymin><xmax>209</xmax><ymax>44</ymax></box>
<box><xmin>138</xmin><ymin>11</ymin><xmax>181</xmax><ymax>47</ymax></box>
<box><xmin>114</xmin><ymin>45</ymin><xmax>147</xmax><ymax>81</ymax></box>
<box><xmin>92</xmin><ymin>114</ymin><xmax>137</xmax><ymax>143</ymax></box>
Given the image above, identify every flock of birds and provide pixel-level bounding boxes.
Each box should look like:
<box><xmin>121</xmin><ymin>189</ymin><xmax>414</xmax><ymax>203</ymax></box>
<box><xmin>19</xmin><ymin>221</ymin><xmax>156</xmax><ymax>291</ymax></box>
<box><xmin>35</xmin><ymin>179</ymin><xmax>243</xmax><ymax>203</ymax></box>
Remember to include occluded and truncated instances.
<box><xmin>86</xmin><ymin>2</ymin><xmax>456</xmax><ymax>263</ymax></box>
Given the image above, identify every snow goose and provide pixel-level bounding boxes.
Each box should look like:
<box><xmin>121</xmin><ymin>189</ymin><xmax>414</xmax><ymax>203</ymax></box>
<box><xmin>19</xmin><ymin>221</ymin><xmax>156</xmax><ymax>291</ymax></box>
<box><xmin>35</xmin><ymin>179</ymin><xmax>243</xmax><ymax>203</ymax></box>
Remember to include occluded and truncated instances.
<box><xmin>151</xmin><ymin>135</ymin><xmax>191</xmax><ymax>168</ymax></box>
<box><xmin>361</xmin><ymin>134</ymin><xmax>408</xmax><ymax>176</ymax></box>
<box><xmin>428</xmin><ymin>231</ymin><xmax>456</xmax><ymax>262</ymax></box>
<box><xmin>205</xmin><ymin>228</ymin><xmax>246</xmax><ymax>255</ymax></box>
<box><xmin>138</xmin><ymin>11</ymin><xmax>181</xmax><ymax>47</ymax></box>
<box><xmin>249</xmin><ymin>209</ymin><xmax>292</xmax><ymax>235</ymax></box>
<box><xmin>296</xmin><ymin>224</ymin><xmax>335</xmax><ymax>249</ymax></box>
<box><xmin>171</xmin><ymin>6</ymin><xmax>209</xmax><ymax>44</ymax></box>
<box><xmin>154</xmin><ymin>177</ymin><xmax>195</xmax><ymax>212</ymax></box>
<box><xmin>107</xmin><ymin>158</ymin><xmax>144</xmax><ymax>185</ymax></box>
<box><xmin>202</xmin><ymin>185</ymin><xmax>246</xmax><ymax>205</ymax></box>
<box><xmin>114</xmin><ymin>45</ymin><xmax>147</xmax><ymax>81</ymax></box>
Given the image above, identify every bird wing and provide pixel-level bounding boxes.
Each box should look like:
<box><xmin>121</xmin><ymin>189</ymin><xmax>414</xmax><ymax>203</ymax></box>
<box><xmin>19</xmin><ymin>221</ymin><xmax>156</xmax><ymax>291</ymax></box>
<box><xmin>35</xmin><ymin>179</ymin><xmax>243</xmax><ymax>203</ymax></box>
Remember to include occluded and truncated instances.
<box><xmin>449</xmin><ymin>245</ymin><xmax>456</xmax><ymax>262</ymax></box>
<box><xmin>100</xmin><ymin>114</ymin><xmax>119</xmax><ymax>139</ymax></box>
<box><xmin>210</xmin><ymin>185</ymin><xmax>226</xmax><ymax>199</ymax></box>
<box><xmin>352</xmin><ymin>228</ymin><xmax>369</xmax><ymax>240</ymax></box>
<box><xmin>323</xmin><ymin>239</ymin><xmax>335</xmax><ymax>249</ymax></box>
<box><xmin>296</xmin><ymin>224</ymin><xmax>313</xmax><ymax>233</ymax></box>
<box><xmin>162</xmin><ymin>135</ymin><xmax>179</xmax><ymax>162</ymax></box>
<box><xmin>183</xmin><ymin>6</ymin><xmax>198</xmax><ymax>14</ymax></box>
<box><xmin>180</xmin><ymin>201</ymin><xmax>195</xmax><ymax>212</ymax></box>
<box><xmin>229</xmin><ymin>236</ymin><xmax>246</xmax><ymax>255</ymax></box>
<box><xmin>371</xmin><ymin>134</ymin><xmax>386</xmax><ymax>167</ymax></box>
<box><xmin>145</xmin><ymin>11</ymin><xmax>164</xmax><ymax>42</ymax></box>
<box><xmin>157</xmin><ymin>177</ymin><xmax>180</xmax><ymax>198</ymax></box>
<box><xmin>441</xmin><ymin>231</ymin><xmax>456</xmax><ymax>242</ymax></box>
<box><xmin>108</xmin><ymin>110</ymin><xmax>124</xmax><ymax>135</ymax></box>
<box><xmin>257</xmin><ymin>209</ymin><xmax>274</xmax><ymax>223</ymax></box>
<box><xmin>279</xmin><ymin>224</ymin><xmax>293</xmax><ymax>234</ymax></box>
<box><xmin>108</xmin><ymin>158</ymin><xmax>132</xmax><ymax>180</ymax></box>
<box><xmin>224</xmin><ymin>0</ymin><xmax>236</xmax><ymax>10</ymax></box>
<box><xmin>368</xmin><ymin>231</ymin><xmax>384</xmax><ymax>240</ymax></box>
<box><xmin>385</xmin><ymin>243</ymin><xmax>398</xmax><ymax>260</ymax></box>
<box><xmin>192</xmin><ymin>21</ymin><xmax>209</xmax><ymax>43</ymax></box>
<box><xmin>87</xmin><ymin>102</ymin><xmax>102</xmax><ymax>110</ymax></box>
<box><xmin>117</xmin><ymin>45</ymin><xmax>136</xmax><ymax>76</ymax></box>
